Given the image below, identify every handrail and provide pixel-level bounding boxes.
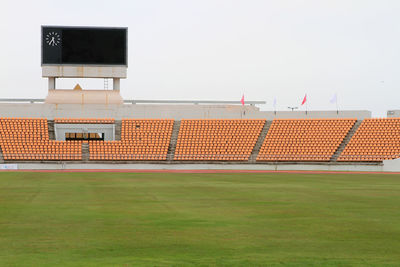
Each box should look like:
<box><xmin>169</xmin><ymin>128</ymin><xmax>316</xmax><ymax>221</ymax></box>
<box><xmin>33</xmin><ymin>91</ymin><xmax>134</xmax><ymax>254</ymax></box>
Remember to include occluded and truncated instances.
<box><xmin>1</xmin><ymin>153</ymin><xmax>396</xmax><ymax>160</ymax></box>
<box><xmin>123</xmin><ymin>100</ymin><xmax>266</xmax><ymax>105</ymax></box>
<box><xmin>0</xmin><ymin>99</ymin><xmax>45</xmax><ymax>103</ymax></box>
<box><xmin>0</xmin><ymin>98</ymin><xmax>266</xmax><ymax>106</ymax></box>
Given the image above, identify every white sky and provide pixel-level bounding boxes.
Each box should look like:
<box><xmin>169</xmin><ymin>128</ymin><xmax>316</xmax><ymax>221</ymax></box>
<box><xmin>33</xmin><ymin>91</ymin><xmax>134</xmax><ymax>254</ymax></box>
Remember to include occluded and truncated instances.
<box><xmin>1</xmin><ymin>0</ymin><xmax>399</xmax><ymax>116</ymax></box>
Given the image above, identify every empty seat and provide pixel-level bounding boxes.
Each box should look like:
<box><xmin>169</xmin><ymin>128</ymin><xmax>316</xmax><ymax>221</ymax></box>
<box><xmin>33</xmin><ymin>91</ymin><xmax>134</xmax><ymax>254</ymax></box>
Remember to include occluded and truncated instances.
<box><xmin>338</xmin><ymin>118</ymin><xmax>400</xmax><ymax>162</ymax></box>
<box><xmin>257</xmin><ymin>118</ymin><xmax>356</xmax><ymax>162</ymax></box>
<box><xmin>89</xmin><ymin>119</ymin><xmax>174</xmax><ymax>161</ymax></box>
<box><xmin>0</xmin><ymin>118</ymin><xmax>82</xmax><ymax>161</ymax></box>
<box><xmin>174</xmin><ymin>119</ymin><xmax>265</xmax><ymax>161</ymax></box>
<box><xmin>54</xmin><ymin>118</ymin><xmax>115</xmax><ymax>124</ymax></box>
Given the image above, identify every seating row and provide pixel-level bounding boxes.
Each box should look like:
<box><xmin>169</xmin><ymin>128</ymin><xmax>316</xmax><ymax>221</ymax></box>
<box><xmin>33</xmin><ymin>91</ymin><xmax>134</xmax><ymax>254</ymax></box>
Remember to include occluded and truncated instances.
<box><xmin>338</xmin><ymin>118</ymin><xmax>400</xmax><ymax>162</ymax></box>
<box><xmin>55</xmin><ymin>118</ymin><xmax>115</xmax><ymax>124</ymax></box>
<box><xmin>1</xmin><ymin>117</ymin><xmax>400</xmax><ymax>162</ymax></box>
<box><xmin>0</xmin><ymin>118</ymin><xmax>82</xmax><ymax>161</ymax></box>
<box><xmin>174</xmin><ymin>119</ymin><xmax>265</xmax><ymax>161</ymax></box>
<box><xmin>257</xmin><ymin>119</ymin><xmax>356</xmax><ymax>162</ymax></box>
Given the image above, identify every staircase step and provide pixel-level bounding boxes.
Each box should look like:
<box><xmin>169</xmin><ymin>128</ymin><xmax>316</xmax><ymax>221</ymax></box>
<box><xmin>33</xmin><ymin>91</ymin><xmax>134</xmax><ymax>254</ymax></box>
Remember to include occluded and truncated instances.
<box><xmin>114</xmin><ymin>120</ymin><xmax>122</xmax><ymax>141</ymax></box>
<box><xmin>249</xmin><ymin>120</ymin><xmax>272</xmax><ymax>163</ymax></box>
<box><xmin>0</xmin><ymin>146</ymin><xmax>4</xmax><ymax>163</ymax></box>
<box><xmin>331</xmin><ymin>120</ymin><xmax>363</xmax><ymax>161</ymax></box>
<box><xmin>168</xmin><ymin>120</ymin><xmax>181</xmax><ymax>161</ymax></box>
<box><xmin>82</xmin><ymin>142</ymin><xmax>90</xmax><ymax>162</ymax></box>
<box><xmin>48</xmin><ymin>120</ymin><xmax>55</xmax><ymax>140</ymax></box>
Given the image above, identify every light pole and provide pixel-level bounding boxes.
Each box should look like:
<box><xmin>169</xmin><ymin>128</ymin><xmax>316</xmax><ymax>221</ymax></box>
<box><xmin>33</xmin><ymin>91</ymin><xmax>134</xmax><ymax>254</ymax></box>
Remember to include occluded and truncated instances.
<box><xmin>288</xmin><ymin>106</ymin><xmax>298</xmax><ymax>111</ymax></box>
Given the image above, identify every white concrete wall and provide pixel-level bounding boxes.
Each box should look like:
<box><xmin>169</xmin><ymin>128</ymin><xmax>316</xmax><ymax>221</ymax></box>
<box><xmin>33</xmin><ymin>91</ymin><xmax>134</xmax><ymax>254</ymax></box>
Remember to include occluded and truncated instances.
<box><xmin>54</xmin><ymin>123</ymin><xmax>115</xmax><ymax>141</ymax></box>
<box><xmin>11</xmin><ymin>163</ymin><xmax>383</xmax><ymax>172</ymax></box>
<box><xmin>258</xmin><ymin>110</ymin><xmax>371</xmax><ymax>119</ymax></box>
<box><xmin>383</xmin><ymin>158</ymin><xmax>400</xmax><ymax>172</ymax></box>
<box><xmin>0</xmin><ymin>103</ymin><xmax>371</xmax><ymax>120</ymax></box>
<box><xmin>387</xmin><ymin>110</ymin><xmax>400</xmax><ymax>118</ymax></box>
<box><xmin>42</xmin><ymin>66</ymin><xmax>127</xmax><ymax>78</ymax></box>
<box><xmin>45</xmin><ymin>90</ymin><xmax>123</xmax><ymax>104</ymax></box>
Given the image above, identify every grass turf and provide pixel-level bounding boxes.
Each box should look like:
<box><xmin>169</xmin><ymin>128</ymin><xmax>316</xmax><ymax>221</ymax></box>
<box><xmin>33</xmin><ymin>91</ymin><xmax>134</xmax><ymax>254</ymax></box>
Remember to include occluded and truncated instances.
<box><xmin>0</xmin><ymin>172</ymin><xmax>400</xmax><ymax>266</ymax></box>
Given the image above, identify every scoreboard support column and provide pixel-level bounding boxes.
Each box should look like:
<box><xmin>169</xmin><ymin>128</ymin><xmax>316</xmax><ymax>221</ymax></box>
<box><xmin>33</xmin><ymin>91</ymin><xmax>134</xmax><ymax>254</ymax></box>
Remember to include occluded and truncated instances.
<box><xmin>48</xmin><ymin>77</ymin><xmax>56</xmax><ymax>90</ymax></box>
<box><xmin>113</xmin><ymin>78</ymin><xmax>120</xmax><ymax>90</ymax></box>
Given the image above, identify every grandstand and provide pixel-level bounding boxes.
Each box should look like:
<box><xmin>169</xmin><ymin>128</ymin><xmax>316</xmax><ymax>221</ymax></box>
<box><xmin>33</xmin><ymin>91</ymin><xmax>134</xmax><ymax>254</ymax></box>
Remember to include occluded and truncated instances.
<box><xmin>89</xmin><ymin>119</ymin><xmax>173</xmax><ymax>161</ymax></box>
<box><xmin>0</xmin><ymin>113</ymin><xmax>400</xmax><ymax>171</ymax></box>
<box><xmin>257</xmin><ymin>118</ymin><xmax>357</xmax><ymax>162</ymax></box>
<box><xmin>174</xmin><ymin>119</ymin><xmax>264</xmax><ymax>161</ymax></box>
<box><xmin>338</xmin><ymin>118</ymin><xmax>400</xmax><ymax>162</ymax></box>
<box><xmin>0</xmin><ymin>25</ymin><xmax>399</xmax><ymax>172</ymax></box>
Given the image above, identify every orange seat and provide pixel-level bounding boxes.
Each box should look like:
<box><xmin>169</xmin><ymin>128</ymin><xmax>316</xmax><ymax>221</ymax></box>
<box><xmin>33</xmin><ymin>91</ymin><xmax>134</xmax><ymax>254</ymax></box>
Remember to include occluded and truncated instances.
<box><xmin>0</xmin><ymin>117</ymin><xmax>82</xmax><ymax>161</ymax></box>
<box><xmin>338</xmin><ymin>118</ymin><xmax>400</xmax><ymax>162</ymax></box>
<box><xmin>257</xmin><ymin>118</ymin><xmax>357</xmax><ymax>162</ymax></box>
<box><xmin>88</xmin><ymin>119</ymin><xmax>174</xmax><ymax>161</ymax></box>
<box><xmin>174</xmin><ymin>119</ymin><xmax>265</xmax><ymax>161</ymax></box>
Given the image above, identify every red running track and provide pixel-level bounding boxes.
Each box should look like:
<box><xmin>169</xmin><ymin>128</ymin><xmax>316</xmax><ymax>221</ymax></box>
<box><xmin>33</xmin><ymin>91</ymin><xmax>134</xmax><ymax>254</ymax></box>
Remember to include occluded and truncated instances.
<box><xmin>0</xmin><ymin>169</ymin><xmax>399</xmax><ymax>175</ymax></box>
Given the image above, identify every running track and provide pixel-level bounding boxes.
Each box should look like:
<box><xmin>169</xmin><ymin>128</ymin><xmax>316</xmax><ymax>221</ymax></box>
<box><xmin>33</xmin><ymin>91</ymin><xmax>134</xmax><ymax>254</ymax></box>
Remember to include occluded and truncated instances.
<box><xmin>0</xmin><ymin>169</ymin><xmax>400</xmax><ymax>174</ymax></box>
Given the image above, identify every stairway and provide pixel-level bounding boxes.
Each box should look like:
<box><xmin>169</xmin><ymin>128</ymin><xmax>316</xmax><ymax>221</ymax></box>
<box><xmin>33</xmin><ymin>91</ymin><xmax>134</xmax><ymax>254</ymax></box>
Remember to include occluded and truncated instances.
<box><xmin>249</xmin><ymin>120</ymin><xmax>272</xmax><ymax>163</ymax></box>
<box><xmin>48</xmin><ymin>120</ymin><xmax>55</xmax><ymax>140</ymax></box>
<box><xmin>331</xmin><ymin>120</ymin><xmax>362</xmax><ymax>161</ymax></box>
<box><xmin>0</xmin><ymin>146</ymin><xmax>4</xmax><ymax>163</ymax></box>
<box><xmin>114</xmin><ymin>120</ymin><xmax>122</xmax><ymax>141</ymax></box>
<box><xmin>82</xmin><ymin>142</ymin><xmax>90</xmax><ymax>161</ymax></box>
<box><xmin>167</xmin><ymin>121</ymin><xmax>181</xmax><ymax>161</ymax></box>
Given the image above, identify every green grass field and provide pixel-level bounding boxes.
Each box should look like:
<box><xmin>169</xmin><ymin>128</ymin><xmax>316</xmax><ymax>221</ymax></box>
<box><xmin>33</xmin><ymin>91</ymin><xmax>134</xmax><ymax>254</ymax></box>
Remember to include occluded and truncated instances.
<box><xmin>1</xmin><ymin>171</ymin><xmax>400</xmax><ymax>266</ymax></box>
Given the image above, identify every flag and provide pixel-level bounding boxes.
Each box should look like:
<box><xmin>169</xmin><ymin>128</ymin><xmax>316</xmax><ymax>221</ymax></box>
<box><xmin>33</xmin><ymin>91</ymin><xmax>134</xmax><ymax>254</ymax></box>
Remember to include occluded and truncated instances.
<box><xmin>301</xmin><ymin>94</ymin><xmax>307</xmax><ymax>105</ymax></box>
<box><xmin>273</xmin><ymin>97</ymin><xmax>277</xmax><ymax>108</ymax></box>
<box><xmin>330</xmin><ymin>93</ymin><xmax>337</xmax><ymax>104</ymax></box>
<box><xmin>241</xmin><ymin>94</ymin><xmax>245</xmax><ymax>106</ymax></box>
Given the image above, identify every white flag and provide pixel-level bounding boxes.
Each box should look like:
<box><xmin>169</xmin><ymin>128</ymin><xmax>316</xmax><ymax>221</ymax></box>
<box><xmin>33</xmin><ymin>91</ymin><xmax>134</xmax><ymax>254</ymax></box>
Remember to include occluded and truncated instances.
<box><xmin>330</xmin><ymin>93</ymin><xmax>337</xmax><ymax>104</ymax></box>
<box><xmin>273</xmin><ymin>97</ymin><xmax>277</xmax><ymax>108</ymax></box>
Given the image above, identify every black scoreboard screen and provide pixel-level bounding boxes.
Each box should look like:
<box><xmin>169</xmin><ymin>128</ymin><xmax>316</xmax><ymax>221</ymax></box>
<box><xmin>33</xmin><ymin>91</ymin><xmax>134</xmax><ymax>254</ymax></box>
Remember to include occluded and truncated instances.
<box><xmin>42</xmin><ymin>26</ymin><xmax>127</xmax><ymax>66</ymax></box>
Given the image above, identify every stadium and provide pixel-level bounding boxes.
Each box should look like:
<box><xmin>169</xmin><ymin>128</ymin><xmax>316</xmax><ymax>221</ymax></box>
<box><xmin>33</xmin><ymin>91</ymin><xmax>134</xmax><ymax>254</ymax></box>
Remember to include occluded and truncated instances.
<box><xmin>1</xmin><ymin>2</ymin><xmax>400</xmax><ymax>266</ymax></box>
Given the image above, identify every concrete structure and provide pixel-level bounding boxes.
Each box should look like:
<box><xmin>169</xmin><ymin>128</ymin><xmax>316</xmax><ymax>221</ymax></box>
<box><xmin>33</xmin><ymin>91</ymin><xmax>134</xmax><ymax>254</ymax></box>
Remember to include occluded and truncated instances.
<box><xmin>0</xmin><ymin>162</ymin><xmax>384</xmax><ymax>172</ymax></box>
<box><xmin>45</xmin><ymin>90</ymin><xmax>123</xmax><ymax>105</ymax></box>
<box><xmin>382</xmin><ymin>158</ymin><xmax>400</xmax><ymax>172</ymax></box>
<box><xmin>3</xmin><ymin>99</ymin><xmax>395</xmax><ymax>172</ymax></box>
<box><xmin>42</xmin><ymin>66</ymin><xmax>127</xmax><ymax>91</ymax></box>
<box><xmin>258</xmin><ymin>110</ymin><xmax>371</xmax><ymax>119</ymax></box>
<box><xmin>387</xmin><ymin>110</ymin><xmax>400</xmax><ymax>118</ymax></box>
<box><xmin>0</xmin><ymin>101</ymin><xmax>371</xmax><ymax>120</ymax></box>
<box><xmin>54</xmin><ymin>123</ymin><xmax>115</xmax><ymax>141</ymax></box>
<box><xmin>42</xmin><ymin>65</ymin><xmax>126</xmax><ymax>104</ymax></box>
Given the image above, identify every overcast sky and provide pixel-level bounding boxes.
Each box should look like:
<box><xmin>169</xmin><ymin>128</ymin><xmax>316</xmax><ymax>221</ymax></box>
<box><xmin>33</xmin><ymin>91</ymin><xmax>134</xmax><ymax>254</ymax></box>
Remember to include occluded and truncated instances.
<box><xmin>1</xmin><ymin>0</ymin><xmax>399</xmax><ymax>116</ymax></box>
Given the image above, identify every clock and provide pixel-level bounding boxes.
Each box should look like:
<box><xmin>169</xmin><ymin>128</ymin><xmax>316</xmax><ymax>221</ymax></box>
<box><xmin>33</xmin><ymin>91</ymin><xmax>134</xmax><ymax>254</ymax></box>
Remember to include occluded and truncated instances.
<box><xmin>45</xmin><ymin>31</ymin><xmax>61</xmax><ymax>47</ymax></box>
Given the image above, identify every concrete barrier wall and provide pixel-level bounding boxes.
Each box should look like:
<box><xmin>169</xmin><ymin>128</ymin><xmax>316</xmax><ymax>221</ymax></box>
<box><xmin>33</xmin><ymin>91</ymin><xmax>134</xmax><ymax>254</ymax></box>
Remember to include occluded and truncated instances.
<box><xmin>383</xmin><ymin>158</ymin><xmax>400</xmax><ymax>172</ymax></box>
<box><xmin>11</xmin><ymin>163</ymin><xmax>383</xmax><ymax>172</ymax></box>
<box><xmin>54</xmin><ymin>123</ymin><xmax>115</xmax><ymax>141</ymax></box>
<box><xmin>387</xmin><ymin>110</ymin><xmax>400</xmax><ymax>118</ymax></box>
<box><xmin>0</xmin><ymin>103</ymin><xmax>371</xmax><ymax>120</ymax></box>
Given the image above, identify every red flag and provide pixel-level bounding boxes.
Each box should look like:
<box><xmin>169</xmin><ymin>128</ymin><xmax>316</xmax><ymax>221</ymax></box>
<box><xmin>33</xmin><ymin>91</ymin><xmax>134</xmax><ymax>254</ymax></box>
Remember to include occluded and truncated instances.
<box><xmin>301</xmin><ymin>94</ymin><xmax>307</xmax><ymax>105</ymax></box>
<box><xmin>241</xmin><ymin>94</ymin><xmax>245</xmax><ymax>106</ymax></box>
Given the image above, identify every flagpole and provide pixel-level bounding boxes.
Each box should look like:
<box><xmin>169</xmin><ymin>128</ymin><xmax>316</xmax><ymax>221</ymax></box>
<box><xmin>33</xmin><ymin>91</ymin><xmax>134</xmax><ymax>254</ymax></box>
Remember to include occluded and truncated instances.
<box><xmin>241</xmin><ymin>92</ymin><xmax>245</xmax><ymax>119</ymax></box>
<box><xmin>306</xmin><ymin>93</ymin><xmax>308</xmax><ymax>115</ymax></box>
<box><xmin>336</xmin><ymin>94</ymin><xmax>339</xmax><ymax>114</ymax></box>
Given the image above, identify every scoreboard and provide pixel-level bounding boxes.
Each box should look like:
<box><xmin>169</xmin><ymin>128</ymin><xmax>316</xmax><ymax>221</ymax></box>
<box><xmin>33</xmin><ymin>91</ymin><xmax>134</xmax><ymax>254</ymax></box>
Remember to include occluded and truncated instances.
<box><xmin>41</xmin><ymin>26</ymin><xmax>127</xmax><ymax>66</ymax></box>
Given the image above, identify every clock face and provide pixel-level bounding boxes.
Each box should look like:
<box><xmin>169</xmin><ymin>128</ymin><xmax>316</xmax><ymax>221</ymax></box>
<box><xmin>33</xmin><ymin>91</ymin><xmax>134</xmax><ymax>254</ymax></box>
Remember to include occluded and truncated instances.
<box><xmin>45</xmin><ymin>31</ymin><xmax>61</xmax><ymax>47</ymax></box>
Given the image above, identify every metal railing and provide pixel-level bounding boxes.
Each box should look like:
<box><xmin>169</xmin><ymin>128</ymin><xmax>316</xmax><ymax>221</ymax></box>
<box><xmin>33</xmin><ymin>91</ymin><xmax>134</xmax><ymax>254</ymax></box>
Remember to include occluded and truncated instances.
<box><xmin>1</xmin><ymin>152</ymin><xmax>396</xmax><ymax>162</ymax></box>
<box><xmin>0</xmin><ymin>98</ymin><xmax>266</xmax><ymax>106</ymax></box>
<box><xmin>124</xmin><ymin>100</ymin><xmax>265</xmax><ymax>106</ymax></box>
<box><xmin>2</xmin><ymin>153</ymin><xmax>82</xmax><ymax>160</ymax></box>
<box><xmin>0</xmin><ymin>98</ymin><xmax>45</xmax><ymax>103</ymax></box>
